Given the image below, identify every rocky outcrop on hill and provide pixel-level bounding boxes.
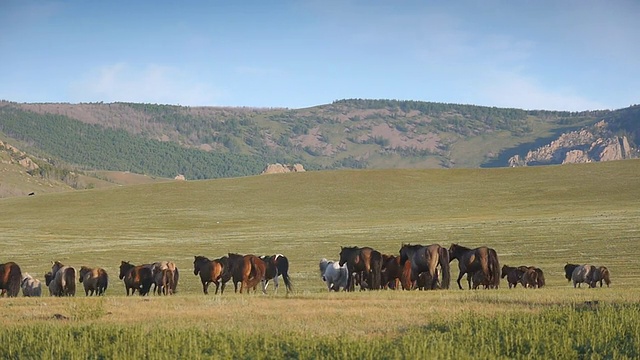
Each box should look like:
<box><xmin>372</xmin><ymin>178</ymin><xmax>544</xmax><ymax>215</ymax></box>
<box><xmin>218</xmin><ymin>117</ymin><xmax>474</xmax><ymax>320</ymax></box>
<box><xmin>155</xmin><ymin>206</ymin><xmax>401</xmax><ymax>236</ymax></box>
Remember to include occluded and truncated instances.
<box><xmin>508</xmin><ymin>120</ymin><xmax>637</xmax><ymax>166</ymax></box>
<box><xmin>0</xmin><ymin>140</ymin><xmax>39</xmax><ymax>171</ymax></box>
<box><xmin>261</xmin><ymin>163</ymin><xmax>306</xmax><ymax>174</ymax></box>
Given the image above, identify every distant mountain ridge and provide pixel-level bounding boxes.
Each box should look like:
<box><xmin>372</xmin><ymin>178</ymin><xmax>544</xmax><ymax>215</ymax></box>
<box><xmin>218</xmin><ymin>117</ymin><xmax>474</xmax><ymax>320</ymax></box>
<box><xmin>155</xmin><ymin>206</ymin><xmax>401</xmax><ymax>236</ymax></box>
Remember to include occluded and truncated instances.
<box><xmin>0</xmin><ymin>100</ymin><xmax>638</xmax><ymax>184</ymax></box>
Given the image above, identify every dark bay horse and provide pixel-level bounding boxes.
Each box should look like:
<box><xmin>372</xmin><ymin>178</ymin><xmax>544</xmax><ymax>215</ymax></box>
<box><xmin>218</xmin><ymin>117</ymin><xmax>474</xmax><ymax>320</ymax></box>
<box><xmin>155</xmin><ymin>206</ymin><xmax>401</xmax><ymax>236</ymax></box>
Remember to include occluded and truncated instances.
<box><xmin>449</xmin><ymin>244</ymin><xmax>500</xmax><ymax>289</ymax></box>
<box><xmin>226</xmin><ymin>253</ymin><xmax>266</xmax><ymax>294</ymax></box>
<box><xmin>399</xmin><ymin>244</ymin><xmax>451</xmax><ymax>290</ymax></box>
<box><xmin>260</xmin><ymin>254</ymin><xmax>293</xmax><ymax>294</ymax></box>
<box><xmin>501</xmin><ymin>265</ymin><xmax>524</xmax><ymax>288</ymax></box>
<box><xmin>338</xmin><ymin>246</ymin><xmax>383</xmax><ymax>291</ymax></box>
<box><xmin>193</xmin><ymin>255</ymin><xmax>228</xmax><ymax>295</ymax></box>
<box><xmin>0</xmin><ymin>262</ymin><xmax>22</xmax><ymax>297</ymax></box>
<box><xmin>119</xmin><ymin>261</ymin><xmax>153</xmax><ymax>296</ymax></box>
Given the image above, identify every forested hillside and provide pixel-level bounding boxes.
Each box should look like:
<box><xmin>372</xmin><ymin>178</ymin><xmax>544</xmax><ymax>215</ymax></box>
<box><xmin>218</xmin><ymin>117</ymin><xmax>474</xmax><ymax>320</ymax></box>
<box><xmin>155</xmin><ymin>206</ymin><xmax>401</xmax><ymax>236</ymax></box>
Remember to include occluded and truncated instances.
<box><xmin>0</xmin><ymin>99</ymin><xmax>637</xmax><ymax>181</ymax></box>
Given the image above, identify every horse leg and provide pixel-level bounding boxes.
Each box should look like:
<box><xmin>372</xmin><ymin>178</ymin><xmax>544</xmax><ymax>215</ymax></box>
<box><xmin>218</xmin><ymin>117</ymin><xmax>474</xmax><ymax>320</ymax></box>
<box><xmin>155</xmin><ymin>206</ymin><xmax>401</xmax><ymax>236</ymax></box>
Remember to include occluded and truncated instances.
<box><xmin>456</xmin><ymin>271</ymin><xmax>466</xmax><ymax>290</ymax></box>
<box><xmin>274</xmin><ymin>276</ymin><xmax>279</xmax><ymax>294</ymax></box>
<box><xmin>203</xmin><ymin>281</ymin><xmax>209</xmax><ymax>295</ymax></box>
<box><xmin>213</xmin><ymin>281</ymin><xmax>220</xmax><ymax>294</ymax></box>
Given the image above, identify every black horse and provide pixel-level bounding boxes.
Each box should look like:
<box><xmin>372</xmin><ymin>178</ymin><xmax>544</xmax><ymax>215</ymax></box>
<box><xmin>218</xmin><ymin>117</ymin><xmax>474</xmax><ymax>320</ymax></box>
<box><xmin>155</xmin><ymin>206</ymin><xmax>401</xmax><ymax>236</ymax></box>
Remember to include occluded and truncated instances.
<box><xmin>259</xmin><ymin>254</ymin><xmax>293</xmax><ymax>294</ymax></box>
<box><xmin>448</xmin><ymin>243</ymin><xmax>500</xmax><ymax>289</ymax></box>
<box><xmin>338</xmin><ymin>246</ymin><xmax>383</xmax><ymax>291</ymax></box>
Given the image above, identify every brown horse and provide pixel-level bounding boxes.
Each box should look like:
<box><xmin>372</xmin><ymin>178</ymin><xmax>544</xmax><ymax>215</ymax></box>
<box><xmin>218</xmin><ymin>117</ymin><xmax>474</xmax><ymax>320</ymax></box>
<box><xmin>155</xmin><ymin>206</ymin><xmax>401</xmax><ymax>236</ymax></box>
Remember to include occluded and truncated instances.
<box><xmin>590</xmin><ymin>266</ymin><xmax>611</xmax><ymax>288</ymax></box>
<box><xmin>118</xmin><ymin>261</ymin><xmax>153</xmax><ymax>296</ymax></box>
<box><xmin>0</xmin><ymin>262</ymin><xmax>22</xmax><ymax>297</ymax></box>
<box><xmin>399</xmin><ymin>244</ymin><xmax>451</xmax><ymax>290</ymax></box>
<box><xmin>534</xmin><ymin>267</ymin><xmax>546</xmax><ymax>288</ymax></box>
<box><xmin>160</xmin><ymin>267</ymin><xmax>176</xmax><ymax>295</ymax></box>
<box><xmin>449</xmin><ymin>244</ymin><xmax>500</xmax><ymax>289</ymax></box>
<box><xmin>519</xmin><ymin>266</ymin><xmax>539</xmax><ymax>288</ymax></box>
<box><xmin>400</xmin><ymin>260</ymin><xmax>413</xmax><ymax>290</ymax></box>
<box><xmin>338</xmin><ymin>246</ymin><xmax>383</xmax><ymax>291</ymax></box>
<box><xmin>381</xmin><ymin>255</ymin><xmax>402</xmax><ymax>290</ymax></box>
<box><xmin>193</xmin><ymin>255</ymin><xmax>228</xmax><ymax>295</ymax></box>
<box><xmin>148</xmin><ymin>261</ymin><xmax>179</xmax><ymax>295</ymax></box>
<box><xmin>501</xmin><ymin>265</ymin><xmax>523</xmax><ymax>288</ymax></box>
<box><xmin>78</xmin><ymin>266</ymin><xmax>109</xmax><ymax>296</ymax></box>
<box><xmin>51</xmin><ymin>261</ymin><xmax>76</xmax><ymax>296</ymax></box>
<box><xmin>226</xmin><ymin>253</ymin><xmax>266</xmax><ymax>294</ymax></box>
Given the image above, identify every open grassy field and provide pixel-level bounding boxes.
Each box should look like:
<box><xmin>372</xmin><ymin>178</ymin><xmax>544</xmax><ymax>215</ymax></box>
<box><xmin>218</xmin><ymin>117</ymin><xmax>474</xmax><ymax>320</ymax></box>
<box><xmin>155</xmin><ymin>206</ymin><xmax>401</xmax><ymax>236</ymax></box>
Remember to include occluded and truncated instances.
<box><xmin>0</xmin><ymin>160</ymin><xmax>639</xmax><ymax>358</ymax></box>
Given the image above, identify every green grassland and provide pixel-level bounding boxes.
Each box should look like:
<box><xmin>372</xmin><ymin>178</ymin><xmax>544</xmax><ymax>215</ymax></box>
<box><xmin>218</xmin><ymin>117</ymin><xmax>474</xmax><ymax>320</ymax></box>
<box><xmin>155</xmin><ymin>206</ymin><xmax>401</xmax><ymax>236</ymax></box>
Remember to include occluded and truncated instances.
<box><xmin>0</xmin><ymin>160</ymin><xmax>639</xmax><ymax>358</ymax></box>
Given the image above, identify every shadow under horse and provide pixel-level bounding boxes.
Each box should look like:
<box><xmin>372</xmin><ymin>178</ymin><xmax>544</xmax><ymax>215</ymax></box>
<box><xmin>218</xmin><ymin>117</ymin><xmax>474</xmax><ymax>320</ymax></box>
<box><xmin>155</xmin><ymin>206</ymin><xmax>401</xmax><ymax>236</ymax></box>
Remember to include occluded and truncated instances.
<box><xmin>399</xmin><ymin>243</ymin><xmax>451</xmax><ymax>290</ymax></box>
<box><xmin>339</xmin><ymin>246</ymin><xmax>383</xmax><ymax>291</ymax></box>
<box><xmin>448</xmin><ymin>243</ymin><xmax>500</xmax><ymax>289</ymax></box>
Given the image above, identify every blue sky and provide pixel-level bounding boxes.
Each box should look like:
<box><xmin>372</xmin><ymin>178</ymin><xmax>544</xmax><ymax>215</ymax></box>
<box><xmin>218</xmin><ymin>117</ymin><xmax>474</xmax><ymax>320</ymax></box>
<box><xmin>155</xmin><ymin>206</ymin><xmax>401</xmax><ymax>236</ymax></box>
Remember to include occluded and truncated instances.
<box><xmin>1</xmin><ymin>1</ymin><xmax>639</xmax><ymax>111</ymax></box>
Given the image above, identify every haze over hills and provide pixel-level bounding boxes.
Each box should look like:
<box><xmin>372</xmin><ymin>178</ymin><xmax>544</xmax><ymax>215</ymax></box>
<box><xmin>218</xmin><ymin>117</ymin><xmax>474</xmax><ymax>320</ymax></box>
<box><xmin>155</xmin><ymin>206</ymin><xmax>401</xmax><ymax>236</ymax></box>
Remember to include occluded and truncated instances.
<box><xmin>0</xmin><ymin>99</ymin><xmax>638</xmax><ymax>197</ymax></box>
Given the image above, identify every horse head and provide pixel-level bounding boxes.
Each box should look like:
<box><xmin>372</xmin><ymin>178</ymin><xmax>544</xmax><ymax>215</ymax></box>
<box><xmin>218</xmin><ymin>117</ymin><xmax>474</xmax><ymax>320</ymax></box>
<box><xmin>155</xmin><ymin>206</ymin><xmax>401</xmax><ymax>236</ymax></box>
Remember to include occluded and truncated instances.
<box><xmin>193</xmin><ymin>256</ymin><xmax>209</xmax><ymax>276</ymax></box>
<box><xmin>338</xmin><ymin>246</ymin><xmax>358</xmax><ymax>267</ymax></box>
<box><xmin>44</xmin><ymin>271</ymin><xmax>54</xmax><ymax>286</ymax></box>
<box><xmin>119</xmin><ymin>261</ymin><xmax>132</xmax><ymax>280</ymax></box>
<box><xmin>51</xmin><ymin>261</ymin><xmax>65</xmax><ymax>276</ymax></box>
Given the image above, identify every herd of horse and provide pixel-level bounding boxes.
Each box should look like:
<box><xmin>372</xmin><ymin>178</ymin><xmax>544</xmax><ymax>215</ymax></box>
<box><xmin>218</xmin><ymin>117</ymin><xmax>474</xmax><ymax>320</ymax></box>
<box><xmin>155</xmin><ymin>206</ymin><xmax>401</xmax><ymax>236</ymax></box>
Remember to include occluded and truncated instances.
<box><xmin>0</xmin><ymin>244</ymin><xmax>611</xmax><ymax>297</ymax></box>
<box><xmin>320</xmin><ymin>243</ymin><xmax>610</xmax><ymax>292</ymax></box>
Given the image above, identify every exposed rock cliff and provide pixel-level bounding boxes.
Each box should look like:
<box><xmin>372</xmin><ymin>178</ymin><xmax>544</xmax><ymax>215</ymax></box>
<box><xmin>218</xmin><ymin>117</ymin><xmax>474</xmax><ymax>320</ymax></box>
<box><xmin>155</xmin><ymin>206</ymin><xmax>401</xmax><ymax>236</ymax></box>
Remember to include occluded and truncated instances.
<box><xmin>508</xmin><ymin>120</ymin><xmax>637</xmax><ymax>166</ymax></box>
<box><xmin>261</xmin><ymin>163</ymin><xmax>306</xmax><ymax>174</ymax></box>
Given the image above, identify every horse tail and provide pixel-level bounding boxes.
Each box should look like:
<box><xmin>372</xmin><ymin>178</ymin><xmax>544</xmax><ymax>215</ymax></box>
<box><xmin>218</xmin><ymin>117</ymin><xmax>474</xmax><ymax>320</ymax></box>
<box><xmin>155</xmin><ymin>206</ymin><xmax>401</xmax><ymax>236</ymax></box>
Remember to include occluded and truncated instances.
<box><xmin>370</xmin><ymin>251</ymin><xmax>383</xmax><ymax>290</ymax></box>
<box><xmin>101</xmin><ymin>270</ymin><xmax>109</xmax><ymax>294</ymax></box>
<box><xmin>64</xmin><ymin>267</ymin><xmax>77</xmax><ymax>296</ymax></box>
<box><xmin>438</xmin><ymin>246</ymin><xmax>451</xmax><ymax>289</ymax></box>
<box><xmin>601</xmin><ymin>267</ymin><xmax>611</xmax><ymax>287</ymax></box>
<box><xmin>278</xmin><ymin>256</ymin><xmax>293</xmax><ymax>292</ymax></box>
<box><xmin>488</xmin><ymin>248</ymin><xmax>500</xmax><ymax>288</ymax></box>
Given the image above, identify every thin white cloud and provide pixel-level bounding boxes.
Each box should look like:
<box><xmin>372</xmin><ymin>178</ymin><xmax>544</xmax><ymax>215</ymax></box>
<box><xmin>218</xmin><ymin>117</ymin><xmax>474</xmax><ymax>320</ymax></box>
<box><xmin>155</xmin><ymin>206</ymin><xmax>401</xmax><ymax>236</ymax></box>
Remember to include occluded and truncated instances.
<box><xmin>70</xmin><ymin>63</ymin><xmax>224</xmax><ymax>106</ymax></box>
<box><xmin>477</xmin><ymin>70</ymin><xmax>606</xmax><ymax>111</ymax></box>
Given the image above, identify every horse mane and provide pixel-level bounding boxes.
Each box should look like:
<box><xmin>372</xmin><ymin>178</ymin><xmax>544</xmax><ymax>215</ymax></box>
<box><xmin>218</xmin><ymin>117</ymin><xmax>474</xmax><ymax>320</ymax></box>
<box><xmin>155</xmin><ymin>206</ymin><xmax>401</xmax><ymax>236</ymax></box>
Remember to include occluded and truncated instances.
<box><xmin>450</xmin><ymin>243</ymin><xmax>472</xmax><ymax>253</ymax></box>
<box><xmin>340</xmin><ymin>246</ymin><xmax>359</xmax><ymax>252</ymax></box>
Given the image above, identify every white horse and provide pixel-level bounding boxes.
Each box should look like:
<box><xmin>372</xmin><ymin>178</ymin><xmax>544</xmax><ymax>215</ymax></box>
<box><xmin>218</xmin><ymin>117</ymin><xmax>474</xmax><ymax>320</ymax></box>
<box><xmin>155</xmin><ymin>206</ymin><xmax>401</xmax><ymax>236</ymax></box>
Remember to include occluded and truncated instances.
<box><xmin>319</xmin><ymin>258</ymin><xmax>348</xmax><ymax>292</ymax></box>
<box><xmin>21</xmin><ymin>273</ymin><xmax>42</xmax><ymax>297</ymax></box>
